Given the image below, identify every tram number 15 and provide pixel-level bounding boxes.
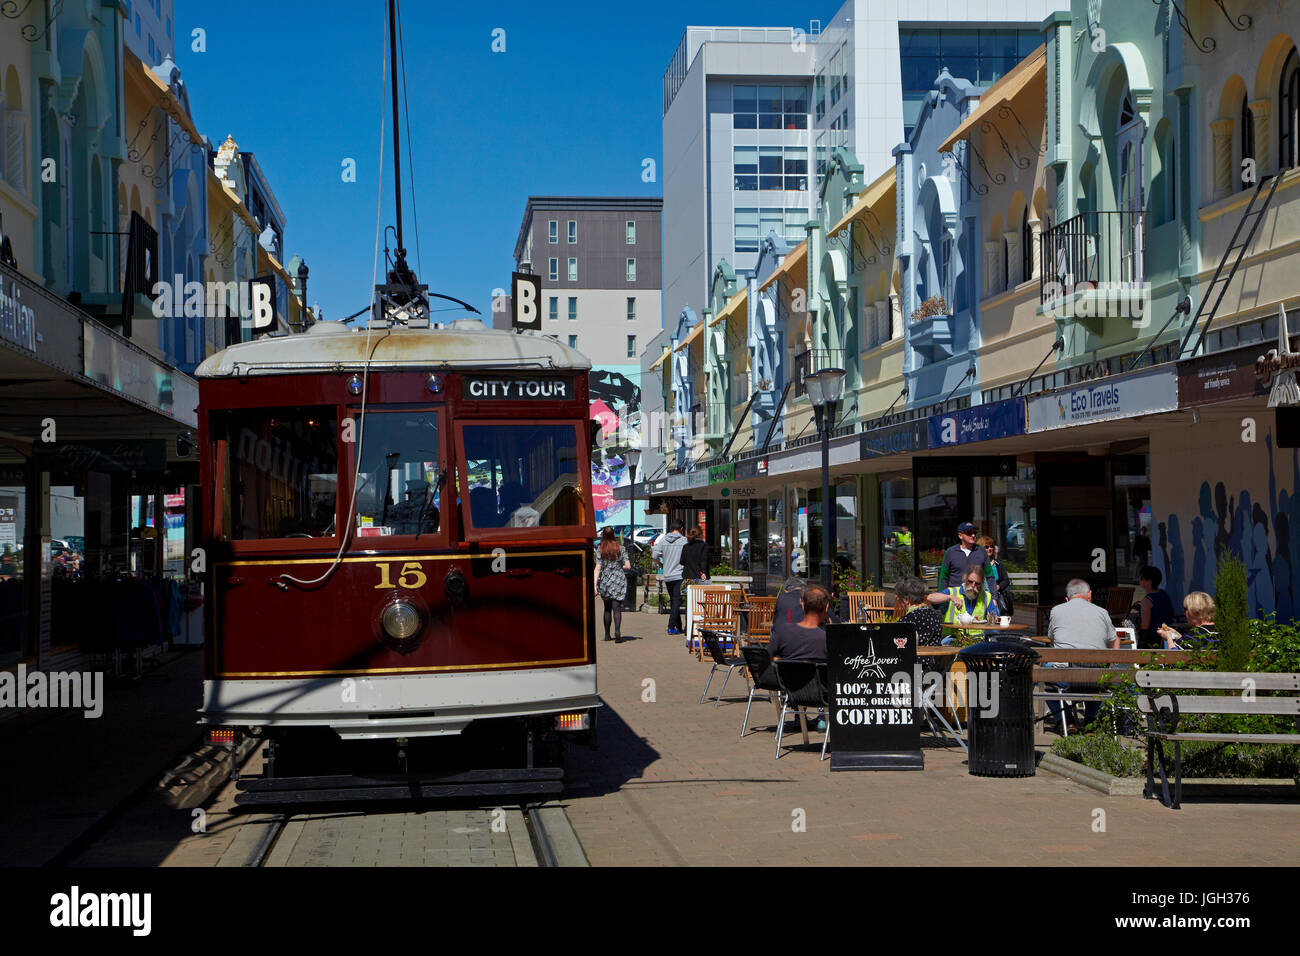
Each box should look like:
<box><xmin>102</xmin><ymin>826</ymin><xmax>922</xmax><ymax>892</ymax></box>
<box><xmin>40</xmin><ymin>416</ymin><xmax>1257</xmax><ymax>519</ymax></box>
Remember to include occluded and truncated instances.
<box><xmin>374</xmin><ymin>562</ymin><xmax>427</xmax><ymax>590</ymax></box>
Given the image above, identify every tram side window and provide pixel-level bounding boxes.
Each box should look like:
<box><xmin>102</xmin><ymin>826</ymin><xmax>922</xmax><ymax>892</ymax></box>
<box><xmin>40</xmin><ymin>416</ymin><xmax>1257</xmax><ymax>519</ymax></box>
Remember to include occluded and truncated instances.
<box><xmin>351</xmin><ymin>411</ymin><xmax>441</xmax><ymax>537</ymax></box>
<box><xmin>219</xmin><ymin>408</ymin><xmax>338</xmax><ymax>540</ymax></box>
<box><xmin>460</xmin><ymin>424</ymin><xmax>585</xmax><ymax>530</ymax></box>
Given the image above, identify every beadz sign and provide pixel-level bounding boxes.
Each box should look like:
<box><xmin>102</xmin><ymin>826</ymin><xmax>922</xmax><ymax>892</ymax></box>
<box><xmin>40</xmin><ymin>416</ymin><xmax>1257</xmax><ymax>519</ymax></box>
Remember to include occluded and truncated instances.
<box><xmin>461</xmin><ymin>377</ymin><xmax>571</xmax><ymax>400</ymax></box>
<box><xmin>826</xmin><ymin>622</ymin><xmax>923</xmax><ymax>771</ymax></box>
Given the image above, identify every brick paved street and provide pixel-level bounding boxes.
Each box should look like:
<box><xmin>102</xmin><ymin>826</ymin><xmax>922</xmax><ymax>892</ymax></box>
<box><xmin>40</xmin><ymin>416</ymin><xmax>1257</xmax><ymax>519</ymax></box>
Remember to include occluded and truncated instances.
<box><xmin>560</xmin><ymin>611</ymin><xmax>1300</xmax><ymax>866</ymax></box>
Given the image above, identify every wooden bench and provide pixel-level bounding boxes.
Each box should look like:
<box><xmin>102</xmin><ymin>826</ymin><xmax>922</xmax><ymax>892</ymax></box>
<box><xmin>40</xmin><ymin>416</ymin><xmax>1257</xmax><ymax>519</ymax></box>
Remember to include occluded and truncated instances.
<box><xmin>1008</xmin><ymin>572</ymin><xmax>1037</xmax><ymax>601</ymax></box>
<box><xmin>1136</xmin><ymin>670</ymin><xmax>1300</xmax><ymax>809</ymax></box>
<box><xmin>1032</xmin><ymin>648</ymin><xmax>1199</xmax><ymax>735</ymax></box>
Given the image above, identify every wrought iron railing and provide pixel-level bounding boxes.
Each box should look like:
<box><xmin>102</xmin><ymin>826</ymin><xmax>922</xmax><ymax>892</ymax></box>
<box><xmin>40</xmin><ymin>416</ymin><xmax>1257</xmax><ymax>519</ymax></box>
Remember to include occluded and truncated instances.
<box><xmin>792</xmin><ymin>348</ymin><xmax>845</xmax><ymax>398</ymax></box>
<box><xmin>1040</xmin><ymin>210</ymin><xmax>1146</xmax><ymax>304</ymax></box>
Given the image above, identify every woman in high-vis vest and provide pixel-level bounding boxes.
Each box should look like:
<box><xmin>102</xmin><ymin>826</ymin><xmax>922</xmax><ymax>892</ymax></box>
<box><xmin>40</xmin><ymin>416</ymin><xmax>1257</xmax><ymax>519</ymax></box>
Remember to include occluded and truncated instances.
<box><xmin>927</xmin><ymin>564</ymin><xmax>996</xmax><ymax>642</ymax></box>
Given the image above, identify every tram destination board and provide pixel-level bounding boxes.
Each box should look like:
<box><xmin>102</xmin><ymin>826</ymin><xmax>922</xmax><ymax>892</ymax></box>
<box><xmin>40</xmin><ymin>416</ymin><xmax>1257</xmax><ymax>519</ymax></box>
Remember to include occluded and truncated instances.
<box><xmin>461</xmin><ymin>376</ymin><xmax>573</xmax><ymax>400</ymax></box>
<box><xmin>826</xmin><ymin>622</ymin><xmax>923</xmax><ymax>771</ymax></box>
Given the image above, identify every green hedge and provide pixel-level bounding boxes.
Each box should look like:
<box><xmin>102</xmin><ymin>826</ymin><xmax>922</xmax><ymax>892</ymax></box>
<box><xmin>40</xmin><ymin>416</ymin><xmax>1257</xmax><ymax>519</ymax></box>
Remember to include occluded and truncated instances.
<box><xmin>1052</xmin><ymin>733</ymin><xmax>1300</xmax><ymax>779</ymax></box>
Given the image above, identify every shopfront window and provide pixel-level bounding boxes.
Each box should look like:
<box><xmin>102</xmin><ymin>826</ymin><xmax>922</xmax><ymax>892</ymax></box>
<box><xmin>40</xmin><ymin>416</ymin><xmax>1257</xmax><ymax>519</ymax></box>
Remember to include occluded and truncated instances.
<box><xmin>767</xmin><ymin>491</ymin><xmax>785</xmax><ymax>578</ymax></box>
<box><xmin>161</xmin><ymin>490</ymin><xmax>186</xmax><ymax>576</ymax></box>
<box><xmin>1113</xmin><ymin>456</ymin><xmax>1151</xmax><ymax>586</ymax></box>
<box><xmin>915</xmin><ymin>476</ymin><xmax>959</xmax><ymax>584</ymax></box>
<box><xmin>460</xmin><ymin>423</ymin><xmax>586</xmax><ymax>531</ymax></box>
<box><xmin>352</xmin><ymin>411</ymin><xmax>442</xmax><ymax>538</ymax></box>
<box><xmin>130</xmin><ymin>494</ymin><xmax>162</xmax><ymax>574</ymax></box>
<box><xmin>880</xmin><ymin>473</ymin><xmax>914</xmax><ymax>586</ymax></box>
<box><xmin>0</xmin><ymin>484</ymin><xmax>25</xmax><ymax>665</ymax></box>
<box><xmin>835</xmin><ymin>481</ymin><xmax>858</xmax><ymax>583</ymax></box>
<box><xmin>739</xmin><ymin>498</ymin><xmax>767</xmax><ymax>586</ymax></box>
<box><xmin>990</xmin><ymin>464</ymin><xmax>1038</xmax><ymax>603</ymax></box>
<box><xmin>794</xmin><ymin>487</ymin><xmax>810</xmax><ymax>578</ymax></box>
<box><xmin>717</xmin><ymin>500</ymin><xmax>731</xmax><ymax>572</ymax></box>
<box><xmin>218</xmin><ymin>407</ymin><xmax>339</xmax><ymax>541</ymax></box>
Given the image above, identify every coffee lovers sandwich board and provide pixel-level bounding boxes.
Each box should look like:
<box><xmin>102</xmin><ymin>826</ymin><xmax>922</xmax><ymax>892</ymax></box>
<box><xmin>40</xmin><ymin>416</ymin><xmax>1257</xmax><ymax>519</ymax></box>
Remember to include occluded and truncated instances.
<box><xmin>826</xmin><ymin>622</ymin><xmax>923</xmax><ymax>770</ymax></box>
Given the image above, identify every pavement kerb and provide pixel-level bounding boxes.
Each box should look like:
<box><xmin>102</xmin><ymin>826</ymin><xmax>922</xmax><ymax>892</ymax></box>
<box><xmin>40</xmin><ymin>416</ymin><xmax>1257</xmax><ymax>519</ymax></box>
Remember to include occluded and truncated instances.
<box><xmin>1037</xmin><ymin>750</ymin><xmax>1145</xmax><ymax>795</ymax></box>
<box><xmin>533</xmin><ymin>805</ymin><xmax>589</xmax><ymax>867</ymax></box>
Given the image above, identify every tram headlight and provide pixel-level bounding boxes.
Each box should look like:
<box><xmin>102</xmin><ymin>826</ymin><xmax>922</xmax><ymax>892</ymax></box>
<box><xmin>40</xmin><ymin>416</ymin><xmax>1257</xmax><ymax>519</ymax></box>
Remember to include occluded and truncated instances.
<box><xmin>381</xmin><ymin>601</ymin><xmax>422</xmax><ymax>640</ymax></box>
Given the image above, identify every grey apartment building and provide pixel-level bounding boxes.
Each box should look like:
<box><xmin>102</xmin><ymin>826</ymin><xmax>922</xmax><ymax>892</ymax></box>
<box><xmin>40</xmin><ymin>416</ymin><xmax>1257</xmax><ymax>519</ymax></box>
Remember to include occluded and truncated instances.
<box><xmin>662</xmin><ymin>1</ymin><xmax>1065</xmax><ymax>326</ymax></box>
<box><xmin>512</xmin><ymin>197</ymin><xmax>663</xmax><ymax>373</ymax></box>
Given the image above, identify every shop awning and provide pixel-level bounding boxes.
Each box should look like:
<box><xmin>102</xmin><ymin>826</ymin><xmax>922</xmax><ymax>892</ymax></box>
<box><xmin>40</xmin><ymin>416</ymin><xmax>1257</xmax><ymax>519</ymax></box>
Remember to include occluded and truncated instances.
<box><xmin>127</xmin><ymin>48</ymin><xmax>205</xmax><ymax>150</ymax></box>
<box><xmin>674</xmin><ymin>321</ymin><xmax>704</xmax><ymax>352</ymax></box>
<box><xmin>649</xmin><ymin>347</ymin><xmax>671</xmax><ymax>371</ymax></box>
<box><xmin>709</xmin><ymin>287</ymin><xmax>747</xmax><ymax>327</ymax></box>
<box><xmin>759</xmin><ymin>240</ymin><xmax>807</xmax><ymax>293</ymax></box>
<box><xmin>827</xmin><ymin>167</ymin><xmax>895</xmax><ymax>237</ymax></box>
<box><xmin>939</xmin><ymin>45</ymin><xmax>1045</xmax><ymax>153</ymax></box>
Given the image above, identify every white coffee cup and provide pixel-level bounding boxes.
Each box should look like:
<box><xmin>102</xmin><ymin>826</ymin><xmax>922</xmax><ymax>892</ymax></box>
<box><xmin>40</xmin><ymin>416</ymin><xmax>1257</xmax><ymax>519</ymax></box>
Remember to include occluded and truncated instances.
<box><xmin>999</xmin><ymin>616</ymin><xmax>1010</xmax><ymax>626</ymax></box>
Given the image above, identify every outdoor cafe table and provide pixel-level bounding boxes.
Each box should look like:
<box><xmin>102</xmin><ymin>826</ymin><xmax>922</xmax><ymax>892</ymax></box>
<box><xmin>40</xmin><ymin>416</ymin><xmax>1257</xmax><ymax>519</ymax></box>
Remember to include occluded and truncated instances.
<box><xmin>945</xmin><ymin>623</ymin><xmax>1029</xmax><ymax>634</ymax></box>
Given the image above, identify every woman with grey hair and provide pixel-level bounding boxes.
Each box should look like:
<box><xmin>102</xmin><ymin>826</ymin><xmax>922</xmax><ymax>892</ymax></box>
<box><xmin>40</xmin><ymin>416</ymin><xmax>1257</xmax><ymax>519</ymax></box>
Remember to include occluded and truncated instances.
<box><xmin>895</xmin><ymin>575</ymin><xmax>944</xmax><ymax>646</ymax></box>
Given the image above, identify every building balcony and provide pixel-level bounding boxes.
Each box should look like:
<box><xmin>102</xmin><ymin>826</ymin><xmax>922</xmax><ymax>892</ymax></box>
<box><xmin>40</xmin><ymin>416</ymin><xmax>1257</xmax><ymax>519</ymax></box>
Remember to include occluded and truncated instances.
<box><xmin>792</xmin><ymin>348</ymin><xmax>845</xmax><ymax>399</ymax></box>
<box><xmin>1040</xmin><ymin>210</ymin><xmax>1147</xmax><ymax>327</ymax></box>
<box><xmin>909</xmin><ymin>310</ymin><xmax>957</xmax><ymax>364</ymax></box>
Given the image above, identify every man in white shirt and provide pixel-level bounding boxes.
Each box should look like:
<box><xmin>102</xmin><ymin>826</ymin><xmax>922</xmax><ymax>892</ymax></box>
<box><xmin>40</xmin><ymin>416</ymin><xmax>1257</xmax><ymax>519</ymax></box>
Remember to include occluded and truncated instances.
<box><xmin>1045</xmin><ymin>578</ymin><xmax>1118</xmax><ymax>730</ymax></box>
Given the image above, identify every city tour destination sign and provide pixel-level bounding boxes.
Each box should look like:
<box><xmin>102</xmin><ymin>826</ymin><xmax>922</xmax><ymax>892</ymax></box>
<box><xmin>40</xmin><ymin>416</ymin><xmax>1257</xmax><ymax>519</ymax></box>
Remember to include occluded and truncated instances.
<box><xmin>1027</xmin><ymin>366</ymin><xmax>1178</xmax><ymax>432</ymax></box>
<box><xmin>461</xmin><ymin>376</ymin><xmax>572</xmax><ymax>400</ymax></box>
<box><xmin>826</xmin><ymin>621</ymin><xmax>922</xmax><ymax>771</ymax></box>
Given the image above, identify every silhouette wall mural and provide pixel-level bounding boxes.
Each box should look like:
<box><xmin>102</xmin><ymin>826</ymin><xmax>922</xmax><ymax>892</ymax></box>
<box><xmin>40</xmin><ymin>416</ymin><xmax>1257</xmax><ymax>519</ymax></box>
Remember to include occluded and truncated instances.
<box><xmin>1151</xmin><ymin>420</ymin><xmax>1297</xmax><ymax>621</ymax></box>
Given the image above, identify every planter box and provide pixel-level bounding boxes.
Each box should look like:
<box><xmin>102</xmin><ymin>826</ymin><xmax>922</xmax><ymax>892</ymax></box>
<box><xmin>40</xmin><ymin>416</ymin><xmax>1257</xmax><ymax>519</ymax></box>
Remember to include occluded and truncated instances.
<box><xmin>1038</xmin><ymin>751</ymin><xmax>1300</xmax><ymax>798</ymax></box>
<box><xmin>910</xmin><ymin>313</ymin><xmax>956</xmax><ymax>362</ymax></box>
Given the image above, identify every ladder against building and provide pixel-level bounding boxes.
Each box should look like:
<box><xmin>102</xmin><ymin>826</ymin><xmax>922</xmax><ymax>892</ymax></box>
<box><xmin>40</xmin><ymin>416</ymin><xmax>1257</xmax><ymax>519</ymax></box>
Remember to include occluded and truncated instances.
<box><xmin>1180</xmin><ymin>173</ymin><xmax>1283</xmax><ymax>359</ymax></box>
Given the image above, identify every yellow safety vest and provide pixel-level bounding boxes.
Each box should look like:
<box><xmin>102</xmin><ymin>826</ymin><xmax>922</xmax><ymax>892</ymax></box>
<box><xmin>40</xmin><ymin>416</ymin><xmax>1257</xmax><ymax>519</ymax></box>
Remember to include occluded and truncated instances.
<box><xmin>895</xmin><ymin>531</ymin><xmax>912</xmax><ymax>547</ymax></box>
<box><xmin>941</xmin><ymin>587</ymin><xmax>992</xmax><ymax>638</ymax></box>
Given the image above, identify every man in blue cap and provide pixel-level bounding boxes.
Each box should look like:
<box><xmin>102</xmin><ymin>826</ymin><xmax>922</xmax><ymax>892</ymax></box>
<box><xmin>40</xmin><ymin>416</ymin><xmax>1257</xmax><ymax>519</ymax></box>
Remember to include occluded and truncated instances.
<box><xmin>938</xmin><ymin>521</ymin><xmax>989</xmax><ymax>591</ymax></box>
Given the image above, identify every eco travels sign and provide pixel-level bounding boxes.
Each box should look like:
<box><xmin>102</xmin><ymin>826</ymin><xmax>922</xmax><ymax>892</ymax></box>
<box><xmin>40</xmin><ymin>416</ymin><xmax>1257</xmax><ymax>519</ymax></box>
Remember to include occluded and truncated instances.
<box><xmin>1026</xmin><ymin>366</ymin><xmax>1177</xmax><ymax>432</ymax></box>
<box><xmin>825</xmin><ymin>622</ymin><xmax>923</xmax><ymax>771</ymax></box>
<box><xmin>707</xmin><ymin>462</ymin><xmax>735</xmax><ymax>485</ymax></box>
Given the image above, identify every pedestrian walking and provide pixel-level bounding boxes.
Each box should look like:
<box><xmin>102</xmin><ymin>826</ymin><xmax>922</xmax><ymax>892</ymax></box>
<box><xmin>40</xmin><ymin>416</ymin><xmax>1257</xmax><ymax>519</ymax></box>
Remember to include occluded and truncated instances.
<box><xmin>937</xmin><ymin>521</ymin><xmax>989</xmax><ymax>589</ymax></box>
<box><xmin>595</xmin><ymin>527</ymin><xmax>631</xmax><ymax>642</ymax></box>
<box><xmin>681</xmin><ymin>525</ymin><xmax>709</xmax><ymax>583</ymax></box>
<box><xmin>978</xmin><ymin>535</ymin><xmax>1014</xmax><ymax>616</ymax></box>
<box><xmin>653</xmin><ymin>520</ymin><xmax>688</xmax><ymax>635</ymax></box>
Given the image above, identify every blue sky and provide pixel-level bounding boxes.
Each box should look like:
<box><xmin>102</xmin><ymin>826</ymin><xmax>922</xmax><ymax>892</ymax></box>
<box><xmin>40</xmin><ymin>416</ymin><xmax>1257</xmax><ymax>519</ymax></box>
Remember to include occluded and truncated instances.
<box><xmin>175</xmin><ymin>1</ymin><xmax>831</xmax><ymax>326</ymax></box>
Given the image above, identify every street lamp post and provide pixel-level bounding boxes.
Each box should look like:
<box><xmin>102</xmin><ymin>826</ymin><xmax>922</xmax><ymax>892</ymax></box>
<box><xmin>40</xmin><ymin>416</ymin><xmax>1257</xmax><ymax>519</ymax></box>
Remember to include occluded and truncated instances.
<box><xmin>803</xmin><ymin>366</ymin><xmax>846</xmax><ymax>591</ymax></box>
<box><xmin>297</xmin><ymin>261</ymin><xmax>310</xmax><ymax>330</ymax></box>
<box><xmin>625</xmin><ymin>446</ymin><xmax>642</xmax><ymax>609</ymax></box>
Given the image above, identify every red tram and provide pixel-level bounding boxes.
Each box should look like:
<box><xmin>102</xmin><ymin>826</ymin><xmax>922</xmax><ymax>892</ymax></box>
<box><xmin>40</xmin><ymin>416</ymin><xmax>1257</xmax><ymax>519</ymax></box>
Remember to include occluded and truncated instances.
<box><xmin>195</xmin><ymin>319</ymin><xmax>600</xmax><ymax>797</ymax></box>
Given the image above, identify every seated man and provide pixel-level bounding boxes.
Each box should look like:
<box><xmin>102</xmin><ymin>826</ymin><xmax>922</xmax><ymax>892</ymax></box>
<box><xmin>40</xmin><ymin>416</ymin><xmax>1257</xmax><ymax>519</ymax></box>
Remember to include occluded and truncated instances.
<box><xmin>927</xmin><ymin>565</ymin><xmax>995</xmax><ymax>642</ymax></box>
<box><xmin>767</xmin><ymin>583</ymin><xmax>829</xmax><ymax>662</ymax></box>
<box><xmin>773</xmin><ymin>576</ymin><xmax>808</xmax><ymax>627</ymax></box>
<box><xmin>1045</xmin><ymin>578</ymin><xmax>1119</xmax><ymax>730</ymax></box>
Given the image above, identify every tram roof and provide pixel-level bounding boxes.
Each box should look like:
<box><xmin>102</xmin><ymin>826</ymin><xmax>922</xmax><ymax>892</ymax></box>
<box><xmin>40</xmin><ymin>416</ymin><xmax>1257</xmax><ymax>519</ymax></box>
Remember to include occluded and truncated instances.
<box><xmin>195</xmin><ymin>322</ymin><xmax>592</xmax><ymax>378</ymax></box>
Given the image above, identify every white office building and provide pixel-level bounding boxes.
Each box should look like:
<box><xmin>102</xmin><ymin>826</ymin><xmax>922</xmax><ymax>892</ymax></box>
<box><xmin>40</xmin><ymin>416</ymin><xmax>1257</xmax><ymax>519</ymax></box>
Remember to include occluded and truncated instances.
<box><xmin>662</xmin><ymin>1</ymin><xmax>1066</xmax><ymax>323</ymax></box>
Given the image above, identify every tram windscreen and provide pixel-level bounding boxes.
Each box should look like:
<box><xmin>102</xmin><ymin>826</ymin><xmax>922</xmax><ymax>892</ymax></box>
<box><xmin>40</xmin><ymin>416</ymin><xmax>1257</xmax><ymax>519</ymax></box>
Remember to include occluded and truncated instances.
<box><xmin>460</xmin><ymin>423</ymin><xmax>585</xmax><ymax>530</ymax></box>
<box><xmin>218</xmin><ymin>407</ymin><xmax>338</xmax><ymax>540</ymax></box>
<box><xmin>352</xmin><ymin>411</ymin><xmax>441</xmax><ymax>537</ymax></box>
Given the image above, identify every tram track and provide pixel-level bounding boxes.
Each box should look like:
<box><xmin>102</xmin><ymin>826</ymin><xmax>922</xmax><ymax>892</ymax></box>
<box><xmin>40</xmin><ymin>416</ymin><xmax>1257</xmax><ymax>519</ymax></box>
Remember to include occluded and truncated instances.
<box><xmin>243</xmin><ymin>801</ymin><xmax>581</xmax><ymax>867</ymax></box>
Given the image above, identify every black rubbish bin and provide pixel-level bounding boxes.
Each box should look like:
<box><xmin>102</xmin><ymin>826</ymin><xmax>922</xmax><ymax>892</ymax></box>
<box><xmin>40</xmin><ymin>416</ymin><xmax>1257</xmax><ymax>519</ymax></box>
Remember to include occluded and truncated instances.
<box><xmin>956</xmin><ymin>641</ymin><xmax>1040</xmax><ymax>777</ymax></box>
<box><xmin>621</xmin><ymin>571</ymin><xmax>638</xmax><ymax>612</ymax></box>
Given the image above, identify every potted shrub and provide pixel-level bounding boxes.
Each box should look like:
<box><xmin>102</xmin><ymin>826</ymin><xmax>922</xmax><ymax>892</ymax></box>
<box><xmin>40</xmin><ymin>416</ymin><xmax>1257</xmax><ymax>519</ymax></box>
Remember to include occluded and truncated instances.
<box><xmin>910</xmin><ymin>295</ymin><xmax>949</xmax><ymax>323</ymax></box>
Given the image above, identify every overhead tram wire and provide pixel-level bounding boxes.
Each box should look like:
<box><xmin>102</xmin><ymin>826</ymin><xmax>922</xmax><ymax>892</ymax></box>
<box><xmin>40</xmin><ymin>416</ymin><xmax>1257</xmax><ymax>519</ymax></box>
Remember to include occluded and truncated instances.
<box><xmin>279</xmin><ymin>6</ymin><xmax>392</xmax><ymax>589</ymax></box>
